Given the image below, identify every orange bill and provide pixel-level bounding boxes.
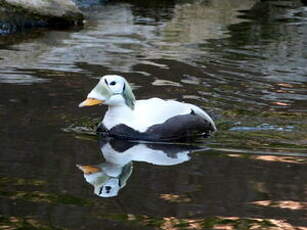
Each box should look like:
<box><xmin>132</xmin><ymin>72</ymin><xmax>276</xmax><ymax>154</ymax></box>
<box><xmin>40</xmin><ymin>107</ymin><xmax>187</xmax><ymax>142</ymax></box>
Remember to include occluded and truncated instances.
<box><xmin>76</xmin><ymin>165</ymin><xmax>101</xmax><ymax>174</ymax></box>
<box><xmin>79</xmin><ymin>98</ymin><xmax>104</xmax><ymax>107</ymax></box>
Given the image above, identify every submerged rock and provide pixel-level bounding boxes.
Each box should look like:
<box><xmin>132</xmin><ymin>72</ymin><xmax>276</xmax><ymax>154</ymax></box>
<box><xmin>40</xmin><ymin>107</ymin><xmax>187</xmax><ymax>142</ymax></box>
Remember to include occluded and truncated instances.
<box><xmin>0</xmin><ymin>0</ymin><xmax>84</xmax><ymax>34</ymax></box>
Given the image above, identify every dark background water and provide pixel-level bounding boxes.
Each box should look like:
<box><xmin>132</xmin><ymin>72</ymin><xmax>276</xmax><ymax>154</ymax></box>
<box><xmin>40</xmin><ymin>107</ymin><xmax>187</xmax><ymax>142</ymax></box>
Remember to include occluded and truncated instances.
<box><xmin>0</xmin><ymin>0</ymin><xmax>306</xmax><ymax>229</ymax></box>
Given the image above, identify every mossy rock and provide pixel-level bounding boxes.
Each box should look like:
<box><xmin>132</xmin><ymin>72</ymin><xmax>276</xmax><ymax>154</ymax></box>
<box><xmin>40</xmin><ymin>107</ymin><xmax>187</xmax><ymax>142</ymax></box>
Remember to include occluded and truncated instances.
<box><xmin>0</xmin><ymin>0</ymin><xmax>84</xmax><ymax>34</ymax></box>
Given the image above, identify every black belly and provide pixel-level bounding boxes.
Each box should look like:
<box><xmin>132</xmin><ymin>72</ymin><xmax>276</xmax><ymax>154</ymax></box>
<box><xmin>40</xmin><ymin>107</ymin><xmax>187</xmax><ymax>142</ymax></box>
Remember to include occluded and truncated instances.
<box><xmin>97</xmin><ymin>112</ymin><xmax>215</xmax><ymax>142</ymax></box>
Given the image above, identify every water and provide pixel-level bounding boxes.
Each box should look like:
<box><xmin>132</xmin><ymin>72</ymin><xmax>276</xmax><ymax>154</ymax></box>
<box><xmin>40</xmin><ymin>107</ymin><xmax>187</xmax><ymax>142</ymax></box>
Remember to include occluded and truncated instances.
<box><xmin>0</xmin><ymin>0</ymin><xmax>306</xmax><ymax>229</ymax></box>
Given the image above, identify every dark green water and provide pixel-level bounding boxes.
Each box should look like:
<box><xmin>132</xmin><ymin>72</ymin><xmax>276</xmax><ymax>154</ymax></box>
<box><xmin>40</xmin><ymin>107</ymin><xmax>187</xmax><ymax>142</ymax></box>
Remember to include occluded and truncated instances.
<box><xmin>0</xmin><ymin>0</ymin><xmax>306</xmax><ymax>229</ymax></box>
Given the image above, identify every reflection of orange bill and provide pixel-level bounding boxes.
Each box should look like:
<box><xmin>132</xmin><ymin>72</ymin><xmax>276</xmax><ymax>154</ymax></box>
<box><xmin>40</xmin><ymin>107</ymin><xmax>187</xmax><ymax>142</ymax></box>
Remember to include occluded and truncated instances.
<box><xmin>79</xmin><ymin>98</ymin><xmax>104</xmax><ymax>107</ymax></box>
<box><xmin>272</xmin><ymin>102</ymin><xmax>289</xmax><ymax>106</ymax></box>
<box><xmin>77</xmin><ymin>165</ymin><xmax>101</xmax><ymax>174</ymax></box>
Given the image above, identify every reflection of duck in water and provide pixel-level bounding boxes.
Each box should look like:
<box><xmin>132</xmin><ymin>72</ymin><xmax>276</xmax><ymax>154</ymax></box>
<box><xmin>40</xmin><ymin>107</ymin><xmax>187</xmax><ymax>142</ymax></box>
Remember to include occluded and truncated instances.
<box><xmin>79</xmin><ymin>75</ymin><xmax>216</xmax><ymax>141</ymax></box>
<box><xmin>77</xmin><ymin>138</ymin><xmax>207</xmax><ymax>198</ymax></box>
<box><xmin>77</xmin><ymin>161</ymin><xmax>132</xmax><ymax>198</ymax></box>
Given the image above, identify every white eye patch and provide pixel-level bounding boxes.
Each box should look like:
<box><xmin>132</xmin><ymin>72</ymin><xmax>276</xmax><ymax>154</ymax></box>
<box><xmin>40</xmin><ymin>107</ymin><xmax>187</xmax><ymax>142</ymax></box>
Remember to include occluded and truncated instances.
<box><xmin>104</xmin><ymin>77</ymin><xmax>125</xmax><ymax>94</ymax></box>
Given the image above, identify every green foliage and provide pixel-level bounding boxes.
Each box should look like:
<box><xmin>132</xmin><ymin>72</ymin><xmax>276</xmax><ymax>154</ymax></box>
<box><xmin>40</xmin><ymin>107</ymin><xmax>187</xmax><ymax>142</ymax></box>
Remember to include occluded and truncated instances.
<box><xmin>0</xmin><ymin>215</ymin><xmax>67</xmax><ymax>230</ymax></box>
<box><xmin>0</xmin><ymin>176</ymin><xmax>92</xmax><ymax>206</ymax></box>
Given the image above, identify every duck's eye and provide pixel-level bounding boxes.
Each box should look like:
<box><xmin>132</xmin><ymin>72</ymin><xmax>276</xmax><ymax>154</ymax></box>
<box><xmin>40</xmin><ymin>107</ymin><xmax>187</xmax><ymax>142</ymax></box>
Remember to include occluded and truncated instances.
<box><xmin>110</xmin><ymin>81</ymin><xmax>116</xmax><ymax>86</ymax></box>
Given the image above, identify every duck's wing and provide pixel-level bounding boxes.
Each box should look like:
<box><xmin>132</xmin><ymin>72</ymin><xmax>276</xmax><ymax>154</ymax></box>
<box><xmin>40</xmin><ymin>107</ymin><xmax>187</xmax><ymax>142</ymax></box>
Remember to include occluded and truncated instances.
<box><xmin>104</xmin><ymin>98</ymin><xmax>216</xmax><ymax>141</ymax></box>
<box><xmin>132</xmin><ymin>98</ymin><xmax>192</xmax><ymax>132</ymax></box>
<box><xmin>186</xmin><ymin>103</ymin><xmax>217</xmax><ymax>131</ymax></box>
<box><xmin>145</xmin><ymin>109</ymin><xmax>215</xmax><ymax>141</ymax></box>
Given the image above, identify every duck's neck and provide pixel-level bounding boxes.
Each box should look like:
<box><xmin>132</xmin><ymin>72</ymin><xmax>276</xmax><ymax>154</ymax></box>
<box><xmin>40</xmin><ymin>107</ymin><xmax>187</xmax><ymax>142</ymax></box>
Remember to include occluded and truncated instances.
<box><xmin>103</xmin><ymin>104</ymin><xmax>134</xmax><ymax>129</ymax></box>
<box><xmin>108</xmin><ymin>104</ymin><xmax>134</xmax><ymax>115</ymax></box>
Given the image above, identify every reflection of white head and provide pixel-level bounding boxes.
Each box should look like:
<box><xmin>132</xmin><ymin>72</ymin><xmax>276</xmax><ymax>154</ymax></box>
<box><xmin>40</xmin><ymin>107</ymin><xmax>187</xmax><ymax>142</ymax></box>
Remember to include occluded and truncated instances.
<box><xmin>79</xmin><ymin>162</ymin><xmax>133</xmax><ymax>198</ymax></box>
<box><xmin>94</xmin><ymin>178</ymin><xmax>120</xmax><ymax>198</ymax></box>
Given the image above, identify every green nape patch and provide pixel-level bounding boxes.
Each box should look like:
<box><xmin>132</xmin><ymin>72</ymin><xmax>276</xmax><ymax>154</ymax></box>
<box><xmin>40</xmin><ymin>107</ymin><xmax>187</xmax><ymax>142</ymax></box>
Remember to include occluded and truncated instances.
<box><xmin>99</xmin><ymin>214</ymin><xmax>276</xmax><ymax>229</ymax></box>
<box><xmin>0</xmin><ymin>215</ymin><xmax>67</xmax><ymax>230</ymax></box>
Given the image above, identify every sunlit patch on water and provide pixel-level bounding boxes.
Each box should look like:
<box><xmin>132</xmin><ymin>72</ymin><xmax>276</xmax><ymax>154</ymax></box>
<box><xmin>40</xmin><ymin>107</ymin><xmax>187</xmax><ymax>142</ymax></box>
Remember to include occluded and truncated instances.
<box><xmin>151</xmin><ymin>79</ymin><xmax>183</xmax><ymax>87</ymax></box>
<box><xmin>229</xmin><ymin>123</ymin><xmax>295</xmax><ymax>132</ymax></box>
<box><xmin>0</xmin><ymin>72</ymin><xmax>49</xmax><ymax>85</ymax></box>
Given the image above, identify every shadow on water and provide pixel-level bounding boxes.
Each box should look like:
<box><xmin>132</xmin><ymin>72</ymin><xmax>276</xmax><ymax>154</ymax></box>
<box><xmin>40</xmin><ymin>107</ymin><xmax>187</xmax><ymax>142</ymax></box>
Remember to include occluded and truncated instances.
<box><xmin>0</xmin><ymin>0</ymin><xmax>307</xmax><ymax>229</ymax></box>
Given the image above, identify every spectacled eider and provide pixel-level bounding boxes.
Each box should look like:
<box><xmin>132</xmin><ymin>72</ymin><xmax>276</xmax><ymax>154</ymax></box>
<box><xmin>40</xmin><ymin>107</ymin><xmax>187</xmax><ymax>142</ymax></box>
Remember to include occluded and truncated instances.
<box><xmin>79</xmin><ymin>75</ymin><xmax>216</xmax><ymax>141</ymax></box>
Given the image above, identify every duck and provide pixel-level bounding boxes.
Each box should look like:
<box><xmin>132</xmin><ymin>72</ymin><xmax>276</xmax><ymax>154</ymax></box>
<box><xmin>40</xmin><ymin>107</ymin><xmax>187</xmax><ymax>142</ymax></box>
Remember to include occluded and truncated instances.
<box><xmin>79</xmin><ymin>75</ymin><xmax>216</xmax><ymax>141</ymax></box>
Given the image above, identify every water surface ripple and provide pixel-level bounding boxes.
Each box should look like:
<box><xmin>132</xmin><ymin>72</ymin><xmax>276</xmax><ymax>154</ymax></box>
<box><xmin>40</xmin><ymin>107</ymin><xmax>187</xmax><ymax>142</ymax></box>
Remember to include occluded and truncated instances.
<box><xmin>0</xmin><ymin>0</ymin><xmax>306</xmax><ymax>229</ymax></box>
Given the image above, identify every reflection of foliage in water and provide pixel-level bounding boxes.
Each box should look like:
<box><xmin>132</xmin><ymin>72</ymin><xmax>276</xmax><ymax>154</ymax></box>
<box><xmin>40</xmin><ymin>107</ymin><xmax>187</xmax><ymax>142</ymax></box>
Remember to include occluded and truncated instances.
<box><xmin>0</xmin><ymin>215</ymin><xmax>66</xmax><ymax>230</ymax></box>
<box><xmin>0</xmin><ymin>176</ymin><xmax>46</xmax><ymax>186</ymax></box>
<box><xmin>0</xmin><ymin>177</ymin><xmax>92</xmax><ymax>229</ymax></box>
<box><xmin>98</xmin><ymin>214</ymin><xmax>278</xmax><ymax>230</ymax></box>
<box><xmin>62</xmin><ymin>116</ymin><xmax>101</xmax><ymax>137</ymax></box>
<box><xmin>213</xmin><ymin>108</ymin><xmax>307</xmax><ymax>154</ymax></box>
<box><xmin>0</xmin><ymin>176</ymin><xmax>92</xmax><ymax>206</ymax></box>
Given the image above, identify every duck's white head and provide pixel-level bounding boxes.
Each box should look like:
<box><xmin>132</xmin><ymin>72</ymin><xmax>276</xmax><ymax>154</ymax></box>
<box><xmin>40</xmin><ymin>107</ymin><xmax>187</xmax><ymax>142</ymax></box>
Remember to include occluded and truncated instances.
<box><xmin>79</xmin><ymin>75</ymin><xmax>135</xmax><ymax>109</ymax></box>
